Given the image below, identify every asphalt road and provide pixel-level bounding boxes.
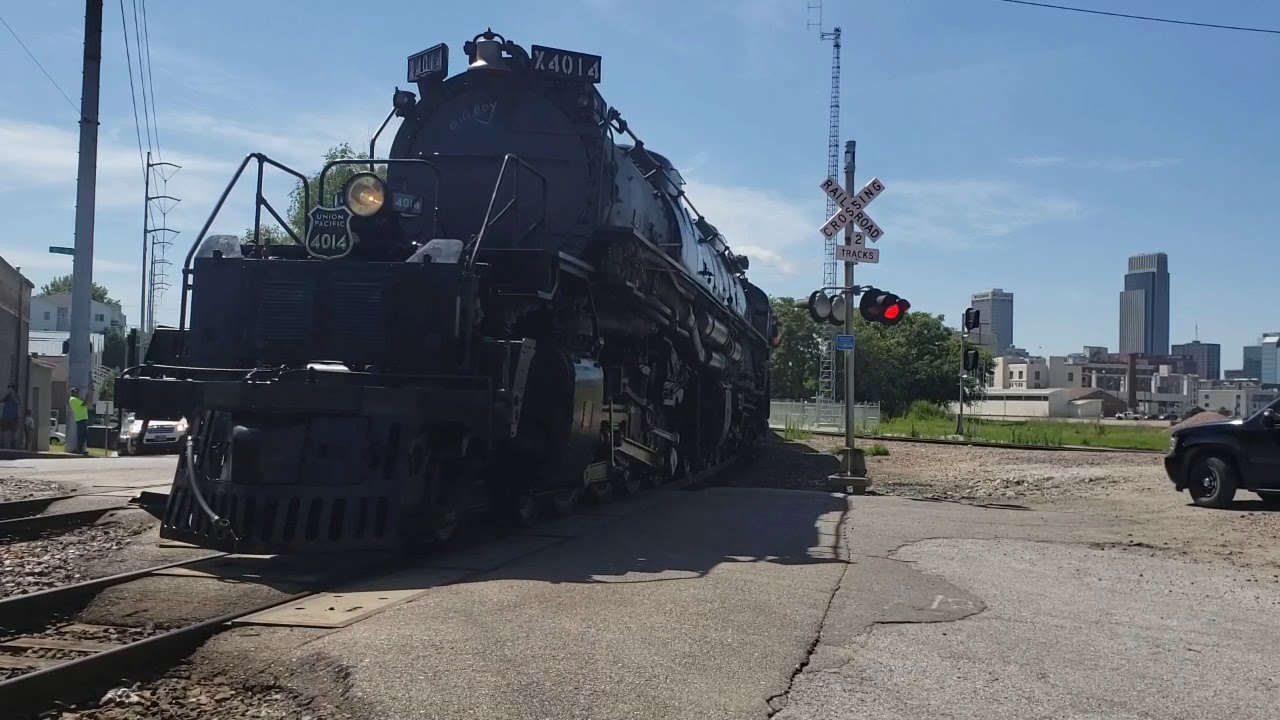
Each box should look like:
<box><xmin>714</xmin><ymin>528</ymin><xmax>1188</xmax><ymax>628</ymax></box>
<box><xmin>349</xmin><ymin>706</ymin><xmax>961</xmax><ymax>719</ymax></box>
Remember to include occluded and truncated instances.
<box><xmin>774</xmin><ymin>497</ymin><xmax>1280</xmax><ymax>720</ymax></box>
<box><xmin>11</xmin><ymin>451</ymin><xmax>1277</xmax><ymax>719</ymax></box>
<box><xmin>0</xmin><ymin>454</ymin><xmax>177</xmax><ymax>497</ymax></box>
<box><xmin>200</xmin><ymin>485</ymin><xmax>1280</xmax><ymax>720</ymax></box>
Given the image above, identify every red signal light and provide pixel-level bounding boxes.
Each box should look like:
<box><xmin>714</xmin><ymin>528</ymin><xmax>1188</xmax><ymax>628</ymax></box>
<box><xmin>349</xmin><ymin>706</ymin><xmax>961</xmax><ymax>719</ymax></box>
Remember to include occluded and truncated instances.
<box><xmin>858</xmin><ymin>288</ymin><xmax>910</xmax><ymax>327</ymax></box>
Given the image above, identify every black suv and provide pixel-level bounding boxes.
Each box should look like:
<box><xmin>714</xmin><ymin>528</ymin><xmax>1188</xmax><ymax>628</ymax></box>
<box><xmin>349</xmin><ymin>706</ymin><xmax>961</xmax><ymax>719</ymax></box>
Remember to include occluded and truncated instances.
<box><xmin>1164</xmin><ymin>397</ymin><xmax>1280</xmax><ymax>508</ymax></box>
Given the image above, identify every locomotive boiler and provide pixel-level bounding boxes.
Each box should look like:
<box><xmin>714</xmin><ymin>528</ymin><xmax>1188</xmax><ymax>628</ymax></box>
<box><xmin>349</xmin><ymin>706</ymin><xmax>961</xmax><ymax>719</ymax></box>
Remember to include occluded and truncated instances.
<box><xmin>116</xmin><ymin>29</ymin><xmax>780</xmax><ymax>553</ymax></box>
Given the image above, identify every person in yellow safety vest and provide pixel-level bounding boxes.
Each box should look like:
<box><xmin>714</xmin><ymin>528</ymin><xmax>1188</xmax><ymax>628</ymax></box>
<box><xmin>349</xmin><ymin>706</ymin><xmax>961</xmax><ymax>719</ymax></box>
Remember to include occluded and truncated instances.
<box><xmin>69</xmin><ymin>388</ymin><xmax>90</xmax><ymax>455</ymax></box>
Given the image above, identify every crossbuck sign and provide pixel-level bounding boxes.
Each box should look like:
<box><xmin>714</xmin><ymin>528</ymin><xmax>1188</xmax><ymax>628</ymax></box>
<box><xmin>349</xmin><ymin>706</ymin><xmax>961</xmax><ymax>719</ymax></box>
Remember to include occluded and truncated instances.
<box><xmin>818</xmin><ymin>176</ymin><xmax>886</xmax><ymax>264</ymax></box>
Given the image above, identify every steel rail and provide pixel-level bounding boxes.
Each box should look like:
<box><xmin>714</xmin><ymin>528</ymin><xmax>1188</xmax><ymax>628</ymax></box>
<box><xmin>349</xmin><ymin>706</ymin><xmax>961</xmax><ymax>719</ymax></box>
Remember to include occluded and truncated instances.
<box><xmin>0</xmin><ymin>495</ymin><xmax>79</xmax><ymax>521</ymax></box>
<box><xmin>0</xmin><ymin>507</ymin><xmax>121</xmax><ymax>542</ymax></box>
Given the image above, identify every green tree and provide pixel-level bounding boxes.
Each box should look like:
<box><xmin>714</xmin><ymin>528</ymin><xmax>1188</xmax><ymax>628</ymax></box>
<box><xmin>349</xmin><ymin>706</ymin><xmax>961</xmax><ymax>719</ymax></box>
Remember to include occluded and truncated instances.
<box><xmin>102</xmin><ymin>328</ymin><xmax>128</xmax><ymax>369</ymax></box>
<box><xmin>39</xmin><ymin>274</ymin><xmax>117</xmax><ymax>305</ymax></box>
<box><xmin>242</xmin><ymin>143</ymin><xmax>388</xmax><ymax>245</ymax></box>
<box><xmin>847</xmin><ymin>311</ymin><xmax>994</xmax><ymax>417</ymax></box>
<box><xmin>769</xmin><ymin>297</ymin><xmax>824</xmax><ymax>400</ymax></box>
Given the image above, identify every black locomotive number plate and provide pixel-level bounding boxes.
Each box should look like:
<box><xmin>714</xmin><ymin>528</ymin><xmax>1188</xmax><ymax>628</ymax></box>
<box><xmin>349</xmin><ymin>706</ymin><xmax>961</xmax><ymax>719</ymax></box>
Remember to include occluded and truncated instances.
<box><xmin>530</xmin><ymin>45</ymin><xmax>601</xmax><ymax>83</ymax></box>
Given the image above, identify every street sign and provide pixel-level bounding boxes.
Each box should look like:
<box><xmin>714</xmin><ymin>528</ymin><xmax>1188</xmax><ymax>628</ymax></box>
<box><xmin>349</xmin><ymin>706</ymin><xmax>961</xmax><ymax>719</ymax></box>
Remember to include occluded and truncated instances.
<box><xmin>835</xmin><ymin>334</ymin><xmax>855</xmax><ymax>351</ymax></box>
<box><xmin>817</xmin><ymin>177</ymin><xmax>886</xmax><ymax>242</ymax></box>
<box><xmin>835</xmin><ymin>245</ymin><xmax>880</xmax><ymax>264</ymax></box>
<box><xmin>48</xmin><ymin>246</ymin><xmax>74</xmax><ymax>255</ymax></box>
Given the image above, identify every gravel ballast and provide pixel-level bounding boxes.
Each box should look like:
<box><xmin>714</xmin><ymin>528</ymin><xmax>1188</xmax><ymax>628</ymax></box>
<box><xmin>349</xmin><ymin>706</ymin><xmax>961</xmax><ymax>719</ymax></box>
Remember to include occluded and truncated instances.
<box><xmin>1</xmin><ymin>517</ymin><xmax>157</xmax><ymax>599</ymax></box>
<box><xmin>0</xmin><ymin>477</ymin><xmax>67</xmax><ymax>503</ymax></box>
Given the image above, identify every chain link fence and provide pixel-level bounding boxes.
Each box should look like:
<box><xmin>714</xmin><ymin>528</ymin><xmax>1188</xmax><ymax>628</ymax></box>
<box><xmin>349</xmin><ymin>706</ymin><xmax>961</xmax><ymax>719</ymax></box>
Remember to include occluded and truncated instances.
<box><xmin>768</xmin><ymin>400</ymin><xmax>881</xmax><ymax>434</ymax></box>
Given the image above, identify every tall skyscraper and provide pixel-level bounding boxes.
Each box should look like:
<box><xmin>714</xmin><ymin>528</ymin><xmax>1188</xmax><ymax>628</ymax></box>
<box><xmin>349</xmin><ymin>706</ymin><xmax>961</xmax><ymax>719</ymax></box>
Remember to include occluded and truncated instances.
<box><xmin>1172</xmin><ymin>341</ymin><xmax>1221</xmax><ymax>380</ymax></box>
<box><xmin>1118</xmin><ymin>252</ymin><xmax>1170</xmax><ymax>356</ymax></box>
<box><xmin>969</xmin><ymin>288</ymin><xmax>1014</xmax><ymax>355</ymax></box>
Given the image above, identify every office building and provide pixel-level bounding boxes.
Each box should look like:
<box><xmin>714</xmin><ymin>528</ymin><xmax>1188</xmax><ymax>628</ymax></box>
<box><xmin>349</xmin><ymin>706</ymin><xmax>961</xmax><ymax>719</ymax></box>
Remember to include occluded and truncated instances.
<box><xmin>1118</xmin><ymin>252</ymin><xmax>1170</xmax><ymax>356</ymax></box>
<box><xmin>1243</xmin><ymin>344</ymin><xmax>1263</xmax><ymax>379</ymax></box>
<box><xmin>969</xmin><ymin>288</ymin><xmax>1014</xmax><ymax>355</ymax></box>
<box><xmin>1262</xmin><ymin>333</ymin><xmax>1280</xmax><ymax>384</ymax></box>
<box><xmin>1172</xmin><ymin>340</ymin><xmax>1221</xmax><ymax>380</ymax></box>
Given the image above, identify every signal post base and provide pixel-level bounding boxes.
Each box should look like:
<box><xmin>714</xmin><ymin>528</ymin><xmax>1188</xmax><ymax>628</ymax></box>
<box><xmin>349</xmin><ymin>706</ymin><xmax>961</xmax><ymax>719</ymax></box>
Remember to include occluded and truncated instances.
<box><xmin>827</xmin><ymin>447</ymin><xmax>870</xmax><ymax>495</ymax></box>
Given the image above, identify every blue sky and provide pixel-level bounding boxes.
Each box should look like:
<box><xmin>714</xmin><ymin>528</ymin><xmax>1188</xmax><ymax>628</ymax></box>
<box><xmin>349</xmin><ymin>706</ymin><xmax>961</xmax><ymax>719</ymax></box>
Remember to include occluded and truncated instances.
<box><xmin>1</xmin><ymin>0</ymin><xmax>1277</xmax><ymax>369</ymax></box>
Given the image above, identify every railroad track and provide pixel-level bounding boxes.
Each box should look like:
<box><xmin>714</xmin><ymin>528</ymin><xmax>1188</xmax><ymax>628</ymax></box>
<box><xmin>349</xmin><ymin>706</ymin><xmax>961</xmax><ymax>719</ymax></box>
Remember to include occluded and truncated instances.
<box><xmin>0</xmin><ymin>454</ymin><xmax>743</xmax><ymax>717</ymax></box>
<box><xmin>0</xmin><ymin>506</ymin><xmax>124</xmax><ymax>543</ymax></box>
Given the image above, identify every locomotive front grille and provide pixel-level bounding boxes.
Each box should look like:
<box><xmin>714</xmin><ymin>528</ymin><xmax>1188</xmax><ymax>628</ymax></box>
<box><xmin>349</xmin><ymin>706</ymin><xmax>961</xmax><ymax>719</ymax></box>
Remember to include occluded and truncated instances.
<box><xmin>162</xmin><ymin>481</ymin><xmax>398</xmax><ymax>553</ymax></box>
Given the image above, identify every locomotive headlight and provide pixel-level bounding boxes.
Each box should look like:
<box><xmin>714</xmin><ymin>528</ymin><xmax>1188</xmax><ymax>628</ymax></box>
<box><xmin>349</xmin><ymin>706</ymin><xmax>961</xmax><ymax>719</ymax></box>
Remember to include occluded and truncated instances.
<box><xmin>343</xmin><ymin>172</ymin><xmax>386</xmax><ymax>217</ymax></box>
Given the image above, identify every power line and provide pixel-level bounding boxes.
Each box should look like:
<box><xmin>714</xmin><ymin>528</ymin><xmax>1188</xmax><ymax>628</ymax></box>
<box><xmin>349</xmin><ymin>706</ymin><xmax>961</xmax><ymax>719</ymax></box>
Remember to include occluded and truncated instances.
<box><xmin>0</xmin><ymin>12</ymin><xmax>81</xmax><ymax>116</ymax></box>
<box><xmin>118</xmin><ymin>0</ymin><xmax>146</xmax><ymax>175</ymax></box>
<box><xmin>129</xmin><ymin>0</ymin><xmax>154</xmax><ymax>157</ymax></box>
<box><xmin>139</xmin><ymin>0</ymin><xmax>161</xmax><ymax>160</ymax></box>
<box><xmin>991</xmin><ymin>0</ymin><xmax>1280</xmax><ymax>35</ymax></box>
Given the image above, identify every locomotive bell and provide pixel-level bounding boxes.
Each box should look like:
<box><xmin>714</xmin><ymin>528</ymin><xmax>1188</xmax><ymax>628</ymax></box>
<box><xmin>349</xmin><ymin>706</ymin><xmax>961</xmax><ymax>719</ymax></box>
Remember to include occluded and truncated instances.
<box><xmin>467</xmin><ymin>30</ymin><xmax>510</xmax><ymax>73</ymax></box>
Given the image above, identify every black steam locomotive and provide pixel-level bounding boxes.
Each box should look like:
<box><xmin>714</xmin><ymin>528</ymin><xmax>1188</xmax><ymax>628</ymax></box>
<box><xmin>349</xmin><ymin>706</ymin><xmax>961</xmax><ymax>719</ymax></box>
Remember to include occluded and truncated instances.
<box><xmin>116</xmin><ymin>29</ymin><xmax>779</xmax><ymax>553</ymax></box>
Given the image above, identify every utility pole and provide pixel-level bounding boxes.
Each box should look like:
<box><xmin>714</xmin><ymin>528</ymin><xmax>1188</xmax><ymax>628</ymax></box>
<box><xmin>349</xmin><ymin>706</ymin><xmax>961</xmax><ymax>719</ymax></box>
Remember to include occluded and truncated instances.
<box><xmin>69</xmin><ymin>0</ymin><xmax>104</xmax><ymax>404</ymax></box>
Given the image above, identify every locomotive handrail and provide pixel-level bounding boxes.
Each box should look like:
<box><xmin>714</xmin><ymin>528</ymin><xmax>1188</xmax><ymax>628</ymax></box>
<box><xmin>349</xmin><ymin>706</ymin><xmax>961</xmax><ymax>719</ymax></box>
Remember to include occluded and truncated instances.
<box><xmin>178</xmin><ymin>153</ymin><xmax>310</xmax><ymax>331</ymax></box>
<box><xmin>465</xmin><ymin>153</ymin><xmax>549</xmax><ymax>269</ymax></box>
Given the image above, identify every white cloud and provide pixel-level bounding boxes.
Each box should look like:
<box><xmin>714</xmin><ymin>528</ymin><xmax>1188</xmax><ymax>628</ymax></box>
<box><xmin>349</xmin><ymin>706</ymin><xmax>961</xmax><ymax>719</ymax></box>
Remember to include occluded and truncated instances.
<box><xmin>876</xmin><ymin>179</ymin><xmax>1083</xmax><ymax>250</ymax></box>
<box><xmin>683</xmin><ymin>179</ymin><xmax>813</xmax><ymax>281</ymax></box>
<box><xmin>0</xmin><ymin>117</ymin><xmax>237</xmax><ymax>210</ymax></box>
<box><xmin>161</xmin><ymin>110</ymin><xmax>390</xmax><ymax>171</ymax></box>
<box><xmin>1010</xmin><ymin>155</ymin><xmax>1181</xmax><ymax>171</ymax></box>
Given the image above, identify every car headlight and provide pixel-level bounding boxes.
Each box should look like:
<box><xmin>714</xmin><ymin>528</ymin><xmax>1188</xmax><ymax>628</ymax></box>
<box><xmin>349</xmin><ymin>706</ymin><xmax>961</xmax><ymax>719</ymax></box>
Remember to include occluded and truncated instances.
<box><xmin>175</xmin><ymin>418</ymin><xmax>188</xmax><ymax>435</ymax></box>
<box><xmin>343</xmin><ymin>172</ymin><xmax>385</xmax><ymax>217</ymax></box>
<box><xmin>1169</xmin><ymin>434</ymin><xmax>1178</xmax><ymax>451</ymax></box>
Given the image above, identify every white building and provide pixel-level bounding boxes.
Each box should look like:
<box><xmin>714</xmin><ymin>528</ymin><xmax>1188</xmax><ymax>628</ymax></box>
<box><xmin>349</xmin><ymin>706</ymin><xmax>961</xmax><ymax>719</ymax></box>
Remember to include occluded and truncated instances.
<box><xmin>1194</xmin><ymin>381</ymin><xmax>1279</xmax><ymax>418</ymax></box>
<box><xmin>955</xmin><ymin>387</ymin><xmax>1118</xmax><ymax>419</ymax></box>
<box><xmin>29</xmin><ymin>292</ymin><xmax>127</xmax><ymax>334</ymax></box>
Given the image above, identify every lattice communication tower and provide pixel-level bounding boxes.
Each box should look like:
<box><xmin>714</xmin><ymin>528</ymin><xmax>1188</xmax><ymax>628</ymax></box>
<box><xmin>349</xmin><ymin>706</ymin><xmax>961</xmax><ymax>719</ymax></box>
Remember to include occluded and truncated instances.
<box><xmin>809</xmin><ymin>2</ymin><xmax>841</xmax><ymax>423</ymax></box>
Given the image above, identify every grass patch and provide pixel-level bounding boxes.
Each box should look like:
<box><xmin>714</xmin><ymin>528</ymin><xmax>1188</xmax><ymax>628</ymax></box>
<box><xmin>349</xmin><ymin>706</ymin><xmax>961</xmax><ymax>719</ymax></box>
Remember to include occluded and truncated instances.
<box><xmin>875</xmin><ymin>415</ymin><xmax>1169</xmax><ymax>451</ymax></box>
<box><xmin>863</xmin><ymin>443</ymin><xmax>890</xmax><ymax>457</ymax></box>
<box><xmin>782</xmin><ymin>416</ymin><xmax>812</xmax><ymax>441</ymax></box>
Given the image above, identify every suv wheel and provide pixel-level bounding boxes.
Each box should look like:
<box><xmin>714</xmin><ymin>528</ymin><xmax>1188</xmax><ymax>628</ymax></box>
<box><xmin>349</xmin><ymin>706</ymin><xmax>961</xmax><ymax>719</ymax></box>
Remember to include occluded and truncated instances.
<box><xmin>1187</xmin><ymin>455</ymin><xmax>1237</xmax><ymax>509</ymax></box>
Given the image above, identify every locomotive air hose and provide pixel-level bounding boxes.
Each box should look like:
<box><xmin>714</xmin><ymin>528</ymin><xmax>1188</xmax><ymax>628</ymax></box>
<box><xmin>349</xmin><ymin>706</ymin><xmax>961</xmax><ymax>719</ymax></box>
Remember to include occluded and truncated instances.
<box><xmin>184</xmin><ymin>435</ymin><xmax>240</xmax><ymax>543</ymax></box>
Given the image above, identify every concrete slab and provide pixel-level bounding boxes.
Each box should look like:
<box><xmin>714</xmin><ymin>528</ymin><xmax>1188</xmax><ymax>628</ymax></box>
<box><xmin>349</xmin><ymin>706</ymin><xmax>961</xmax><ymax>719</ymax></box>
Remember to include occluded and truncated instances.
<box><xmin>274</xmin><ymin>487</ymin><xmax>850</xmax><ymax>720</ymax></box>
<box><xmin>235</xmin><ymin>566</ymin><xmax>474</xmax><ymax>628</ymax></box>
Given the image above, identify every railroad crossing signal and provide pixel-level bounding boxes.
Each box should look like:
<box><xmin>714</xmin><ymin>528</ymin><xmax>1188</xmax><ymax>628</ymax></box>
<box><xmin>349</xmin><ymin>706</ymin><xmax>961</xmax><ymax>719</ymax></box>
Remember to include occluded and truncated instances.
<box><xmin>804</xmin><ymin>289</ymin><xmax>848</xmax><ymax>326</ymax></box>
<box><xmin>963</xmin><ymin>348</ymin><xmax>981</xmax><ymax>372</ymax></box>
<box><xmin>963</xmin><ymin>308</ymin><xmax>981</xmax><ymax>332</ymax></box>
<box><xmin>818</xmin><ymin>176</ymin><xmax>886</xmax><ymax>244</ymax></box>
<box><xmin>859</xmin><ymin>287</ymin><xmax>910</xmax><ymax>327</ymax></box>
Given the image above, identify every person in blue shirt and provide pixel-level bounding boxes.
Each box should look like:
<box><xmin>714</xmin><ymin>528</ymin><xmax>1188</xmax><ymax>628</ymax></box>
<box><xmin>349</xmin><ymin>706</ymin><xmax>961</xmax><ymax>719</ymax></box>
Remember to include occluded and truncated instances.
<box><xmin>1</xmin><ymin>385</ymin><xmax>19</xmax><ymax>450</ymax></box>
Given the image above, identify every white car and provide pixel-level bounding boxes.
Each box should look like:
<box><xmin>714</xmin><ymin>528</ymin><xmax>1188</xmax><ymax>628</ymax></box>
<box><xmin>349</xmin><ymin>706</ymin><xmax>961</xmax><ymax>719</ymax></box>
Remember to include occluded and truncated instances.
<box><xmin>118</xmin><ymin>415</ymin><xmax>189</xmax><ymax>455</ymax></box>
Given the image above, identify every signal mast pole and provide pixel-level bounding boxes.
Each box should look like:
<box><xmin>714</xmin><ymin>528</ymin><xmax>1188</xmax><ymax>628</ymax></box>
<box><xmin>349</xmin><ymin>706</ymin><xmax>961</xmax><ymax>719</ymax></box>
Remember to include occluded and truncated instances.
<box><xmin>834</xmin><ymin>140</ymin><xmax>867</xmax><ymax>489</ymax></box>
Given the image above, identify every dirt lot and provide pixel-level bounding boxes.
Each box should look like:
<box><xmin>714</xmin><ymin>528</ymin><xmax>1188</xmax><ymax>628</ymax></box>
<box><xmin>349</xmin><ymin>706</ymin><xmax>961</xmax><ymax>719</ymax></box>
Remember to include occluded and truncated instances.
<box><xmin>791</xmin><ymin>434</ymin><xmax>1280</xmax><ymax>577</ymax></box>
